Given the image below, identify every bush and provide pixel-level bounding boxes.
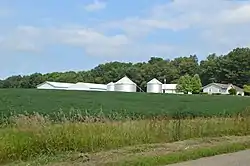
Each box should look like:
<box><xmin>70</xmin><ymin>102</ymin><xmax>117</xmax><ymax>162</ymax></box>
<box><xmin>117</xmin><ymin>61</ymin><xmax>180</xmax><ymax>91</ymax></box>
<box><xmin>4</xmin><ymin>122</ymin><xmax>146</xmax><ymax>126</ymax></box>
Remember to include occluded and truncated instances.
<box><xmin>229</xmin><ymin>88</ymin><xmax>237</xmax><ymax>95</ymax></box>
<box><xmin>244</xmin><ymin>91</ymin><xmax>250</xmax><ymax>96</ymax></box>
<box><xmin>201</xmin><ymin>92</ymin><xmax>208</xmax><ymax>95</ymax></box>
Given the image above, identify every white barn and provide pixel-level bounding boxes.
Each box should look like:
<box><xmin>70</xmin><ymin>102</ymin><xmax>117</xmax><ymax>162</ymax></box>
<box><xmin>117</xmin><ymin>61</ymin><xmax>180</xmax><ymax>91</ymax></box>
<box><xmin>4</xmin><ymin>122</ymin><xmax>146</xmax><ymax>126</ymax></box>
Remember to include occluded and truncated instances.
<box><xmin>67</xmin><ymin>82</ymin><xmax>107</xmax><ymax>91</ymax></box>
<box><xmin>36</xmin><ymin>81</ymin><xmax>75</xmax><ymax>90</ymax></box>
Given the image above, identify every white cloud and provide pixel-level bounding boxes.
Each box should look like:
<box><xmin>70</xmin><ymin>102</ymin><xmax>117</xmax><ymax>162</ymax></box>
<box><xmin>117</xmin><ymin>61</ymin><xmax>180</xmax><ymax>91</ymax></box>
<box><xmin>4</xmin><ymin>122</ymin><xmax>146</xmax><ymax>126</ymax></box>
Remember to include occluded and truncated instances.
<box><xmin>103</xmin><ymin>0</ymin><xmax>250</xmax><ymax>32</ymax></box>
<box><xmin>0</xmin><ymin>25</ymin><xmax>132</xmax><ymax>57</ymax></box>
<box><xmin>100</xmin><ymin>0</ymin><xmax>250</xmax><ymax>55</ymax></box>
<box><xmin>83</xmin><ymin>0</ymin><xmax>106</xmax><ymax>12</ymax></box>
<box><xmin>1</xmin><ymin>0</ymin><xmax>250</xmax><ymax>59</ymax></box>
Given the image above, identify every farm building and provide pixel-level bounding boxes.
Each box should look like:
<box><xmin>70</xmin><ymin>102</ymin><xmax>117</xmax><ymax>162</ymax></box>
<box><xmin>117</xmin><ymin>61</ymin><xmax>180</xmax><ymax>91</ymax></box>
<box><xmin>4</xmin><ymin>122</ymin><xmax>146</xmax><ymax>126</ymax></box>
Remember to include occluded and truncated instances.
<box><xmin>114</xmin><ymin>76</ymin><xmax>137</xmax><ymax>92</ymax></box>
<box><xmin>146</xmin><ymin>78</ymin><xmax>186</xmax><ymax>94</ymax></box>
<box><xmin>67</xmin><ymin>82</ymin><xmax>107</xmax><ymax>91</ymax></box>
<box><xmin>202</xmin><ymin>83</ymin><xmax>244</xmax><ymax>96</ymax></box>
<box><xmin>162</xmin><ymin>84</ymin><xmax>178</xmax><ymax>94</ymax></box>
<box><xmin>37</xmin><ymin>81</ymin><xmax>107</xmax><ymax>91</ymax></box>
<box><xmin>147</xmin><ymin>78</ymin><xmax>163</xmax><ymax>93</ymax></box>
<box><xmin>107</xmin><ymin>82</ymin><xmax>115</xmax><ymax>91</ymax></box>
<box><xmin>36</xmin><ymin>81</ymin><xmax>75</xmax><ymax>90</ymax></box>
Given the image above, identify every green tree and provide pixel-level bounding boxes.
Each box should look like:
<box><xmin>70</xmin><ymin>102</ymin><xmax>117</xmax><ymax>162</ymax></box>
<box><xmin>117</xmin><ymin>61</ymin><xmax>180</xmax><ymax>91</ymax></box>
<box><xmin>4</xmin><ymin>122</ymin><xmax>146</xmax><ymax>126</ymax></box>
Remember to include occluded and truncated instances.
<box><xmin>1</xmin><ymin>47</ymin><xmax>249</xmax><ymax>89</ymax></box>
<box><xmin>243</xmin><ymin>85</ymin><xmax>250</xmax><ymax>95</ymax></box>
<box><xmin>244</xmin><ymin>85</ymin><xmax>250</xmax><ymax>92</ymax></box>
<box><xmin>219</xmin><ymin>48</ymin><xmax>250</xmax><ymax>87</ymax></box>
<box><xmin>171</xmin><ymin>55</ymin><xmax>199</xmax><ymax>77</ymax></box>
<box><xmin>191</xmin><ymin>74</ymin><xmax>202</xmax><ymax>94</ymax></box>
<box><xmin>176</xmin><ymin>74</ymin><xmax>193</xmax><ymax>94</ymax></box>
<box><xmin>199</xmin><ymin>54</ymin><xmax>220</xmax><ymax>85</ymax></box>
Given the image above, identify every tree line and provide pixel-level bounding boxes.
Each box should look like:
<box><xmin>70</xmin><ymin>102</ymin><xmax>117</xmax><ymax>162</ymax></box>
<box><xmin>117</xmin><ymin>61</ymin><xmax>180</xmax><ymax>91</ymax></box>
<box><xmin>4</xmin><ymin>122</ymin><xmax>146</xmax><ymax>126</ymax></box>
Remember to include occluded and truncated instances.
<box><xmin>0</xmin><ymin>47</ymin><xmax>250</xmax><ymax>93</ymax></box>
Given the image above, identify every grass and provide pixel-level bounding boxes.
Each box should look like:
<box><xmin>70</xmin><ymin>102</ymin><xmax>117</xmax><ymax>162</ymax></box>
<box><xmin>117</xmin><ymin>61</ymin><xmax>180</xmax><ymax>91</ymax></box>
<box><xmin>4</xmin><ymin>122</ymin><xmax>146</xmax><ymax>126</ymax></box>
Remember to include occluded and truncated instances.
<box><xmin>0</xmin><ymin>89</ymin><xmax>250</xmax><ymax>165</ymax></box>
<box><xmin>4</xmin><ymin>136</ymin><xmax>250</xmax><ymax>166</ymax></box>
<box><xmin>0</xmin><ymin>89</ymin><xmax>250</xmax><ymax>120</ymax></box>
<box><xmin>0</xmin><ymin>113</ymin><xmax>250</xmax><ymax>164</ymax></box>
<box><xmin>108</xmin><ymin>139</ymin><xmax>250</xmax><ymax>166</ymax></box>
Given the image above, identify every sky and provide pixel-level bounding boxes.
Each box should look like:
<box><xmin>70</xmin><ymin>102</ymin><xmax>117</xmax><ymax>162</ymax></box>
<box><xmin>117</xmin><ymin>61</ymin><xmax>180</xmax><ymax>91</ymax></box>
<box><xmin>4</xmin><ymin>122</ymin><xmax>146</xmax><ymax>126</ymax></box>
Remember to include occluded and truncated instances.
<box><xmin>0</xmin><ymin>0</ymin><xmax>250</xmax><ymax>79</ymax></box>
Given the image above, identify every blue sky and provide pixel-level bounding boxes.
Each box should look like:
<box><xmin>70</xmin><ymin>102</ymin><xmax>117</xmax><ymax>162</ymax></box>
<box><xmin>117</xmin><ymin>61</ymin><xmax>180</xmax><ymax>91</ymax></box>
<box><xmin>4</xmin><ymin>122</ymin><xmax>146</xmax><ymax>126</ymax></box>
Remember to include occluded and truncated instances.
<box><xmin>0</xmin><ymin>0</ymin><xmax>250</xmax><ymax>79</ymax></box>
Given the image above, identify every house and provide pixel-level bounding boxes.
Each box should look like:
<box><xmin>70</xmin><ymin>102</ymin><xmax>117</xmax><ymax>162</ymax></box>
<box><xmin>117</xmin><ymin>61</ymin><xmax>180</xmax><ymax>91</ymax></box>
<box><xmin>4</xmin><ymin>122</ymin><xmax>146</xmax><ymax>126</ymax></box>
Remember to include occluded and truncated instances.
<box><xmin>36</xmin><ymin>81</ymin><xmax>75</xmax><ymax>90</ymax></box>
<box><xmin>202</xmin><ymin>83</ymin><xmax>244</xmax><ymax>96</ymax></box>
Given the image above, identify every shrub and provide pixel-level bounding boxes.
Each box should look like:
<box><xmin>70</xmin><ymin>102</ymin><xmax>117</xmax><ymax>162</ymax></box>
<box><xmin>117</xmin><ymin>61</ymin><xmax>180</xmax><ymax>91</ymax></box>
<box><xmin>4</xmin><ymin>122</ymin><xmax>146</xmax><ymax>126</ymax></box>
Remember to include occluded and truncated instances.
<box><xmin>229</xmin><ymin>88</ymin><xmax>237</xmax><ymax>95</ymax></box>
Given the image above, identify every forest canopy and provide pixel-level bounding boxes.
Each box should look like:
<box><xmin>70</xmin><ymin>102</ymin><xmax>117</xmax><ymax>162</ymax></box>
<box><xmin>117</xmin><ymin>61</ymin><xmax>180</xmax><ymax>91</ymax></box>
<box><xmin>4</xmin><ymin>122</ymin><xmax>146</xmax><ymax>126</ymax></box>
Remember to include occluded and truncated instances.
<box><xmin>0</xmin><ymin>47</ymin><xmax>250</xmax><ymax>90</ymax></box>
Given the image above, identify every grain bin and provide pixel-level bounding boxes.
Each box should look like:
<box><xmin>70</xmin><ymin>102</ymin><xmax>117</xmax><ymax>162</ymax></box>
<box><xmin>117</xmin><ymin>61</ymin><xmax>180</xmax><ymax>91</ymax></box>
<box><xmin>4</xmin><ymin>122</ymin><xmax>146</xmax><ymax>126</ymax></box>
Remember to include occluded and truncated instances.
<box><xmin>107</xmin><ymin>82</ymin><xmax>115</xmax><ymax>91</ymax></box>
<box><xmin>114</xmin><ymin>76</ymin><xmax>137</xmax><ymax>92</ymax></box>
<box><xmin>147</xmin><ymin>78</ymin><xmax>163</xmax><ymax>93</ymax></box>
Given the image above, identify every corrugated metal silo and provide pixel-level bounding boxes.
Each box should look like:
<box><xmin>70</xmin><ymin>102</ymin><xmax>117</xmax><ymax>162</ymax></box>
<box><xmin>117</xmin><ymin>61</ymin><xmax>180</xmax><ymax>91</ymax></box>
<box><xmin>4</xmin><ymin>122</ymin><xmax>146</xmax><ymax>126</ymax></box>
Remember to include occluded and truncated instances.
<box><xmin>114</xmin><ymin>76</ymin><xmax>137</xmax><ymax>92</ymax></box>
<box><xmin>107</xmin><ymin>82</ymin><xmax>115</xmax><ymax>91</ymax></box>
<box><xmin>147</xmin><ymin>78</ymin><xmax>163</xmax><ymax>93</ymax></box>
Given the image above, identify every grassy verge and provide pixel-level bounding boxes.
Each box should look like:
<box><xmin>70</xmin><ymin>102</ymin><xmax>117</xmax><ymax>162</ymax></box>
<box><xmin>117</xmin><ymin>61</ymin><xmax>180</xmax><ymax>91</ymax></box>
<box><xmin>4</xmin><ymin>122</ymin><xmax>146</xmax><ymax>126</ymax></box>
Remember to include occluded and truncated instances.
<box><xmin>4</xmin><ymin>136</ymin><xmax>250</xmax><ymax>166</ymax></box>
<box><xmin>109</xmin><ymin>140</ymin><xmax>250</xmax><ymax>166</ymax></box>
<box><xmin>0</xmin><ymin>114</ymin><xmax>250</xmax><ymax>164</ymax></box>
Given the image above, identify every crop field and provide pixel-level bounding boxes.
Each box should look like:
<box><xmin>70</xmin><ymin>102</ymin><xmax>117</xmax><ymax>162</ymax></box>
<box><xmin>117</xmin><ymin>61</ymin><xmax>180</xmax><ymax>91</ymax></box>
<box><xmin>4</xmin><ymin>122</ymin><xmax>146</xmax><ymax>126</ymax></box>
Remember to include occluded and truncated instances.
<box><xmin>0</xmin><ymin>89</ymin><xmax>249</xmax><ymax>119</ymax></box>
<box><xmin>1</xmin><ymin>89</ymin><xmax>250</xmax><ymax>165</ymax></box>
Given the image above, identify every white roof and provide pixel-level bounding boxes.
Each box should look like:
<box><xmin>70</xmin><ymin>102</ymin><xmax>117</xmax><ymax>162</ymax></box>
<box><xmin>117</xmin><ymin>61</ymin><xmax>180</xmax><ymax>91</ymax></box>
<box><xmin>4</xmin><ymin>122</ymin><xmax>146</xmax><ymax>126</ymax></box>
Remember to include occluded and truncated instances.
<box><xmin>162</xmin><ymin>84</ymin><xmax>177</xmax><ymax>90</ymax></box>
<box><xmin>68</xmin><ymin>82</ymin><xmax>107</xmax><ymax>90</ymax></box>
<box><xmin>147</xmin><ymin>78</ymin><xmax>162</xmax><ymax>84</ymax></box>
<box><xmin>40</xmin><ymin>81</ymin><xmax>75</xmax><ymax>88</ymax></box>
<box><xmin>115</xmin><ymin>76</ymin><xmax>136</xmax><ymax>85</ymax></box>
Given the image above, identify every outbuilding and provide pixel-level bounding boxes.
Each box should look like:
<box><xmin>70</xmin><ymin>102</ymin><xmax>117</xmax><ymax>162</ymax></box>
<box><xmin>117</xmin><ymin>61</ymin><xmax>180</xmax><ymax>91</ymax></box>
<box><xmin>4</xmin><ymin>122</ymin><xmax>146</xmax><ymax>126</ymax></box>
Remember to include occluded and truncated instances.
<box><xmin>36</xmin><ymin>81</ymin><xmax>75</xmax><ymax>90</ymax></box>
<box><xmin>147</xmin><ymin>78</ymin><xmax>163</xmax><ymax>93</ymax></box>
<box><xmin>67</xmin><ymin>82</ymin><xmax>107</xmax><ymax>91</ymax></box>
<box><xmin>114</xmin><ymin>76</ymin><xmax>137</xmax><ymax>92</ymax></box>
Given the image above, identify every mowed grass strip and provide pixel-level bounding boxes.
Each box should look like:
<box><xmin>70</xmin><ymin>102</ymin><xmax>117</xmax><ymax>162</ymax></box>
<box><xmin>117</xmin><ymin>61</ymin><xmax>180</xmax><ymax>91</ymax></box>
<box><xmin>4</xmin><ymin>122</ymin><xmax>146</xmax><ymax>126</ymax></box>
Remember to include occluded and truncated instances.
<box><xmin>0</xmin><ymin>114</ymin><xmax>250</xmax><ymax>164</ymax></box>
<box><xmin>107</xmin><ymin>140</ymin><xmax>250</xmax><ymax>166</ymax></box>
<box><xmin>0</xmin><ymin>89</ymin><xmax>250</xmax><ymax>119</ymax></box>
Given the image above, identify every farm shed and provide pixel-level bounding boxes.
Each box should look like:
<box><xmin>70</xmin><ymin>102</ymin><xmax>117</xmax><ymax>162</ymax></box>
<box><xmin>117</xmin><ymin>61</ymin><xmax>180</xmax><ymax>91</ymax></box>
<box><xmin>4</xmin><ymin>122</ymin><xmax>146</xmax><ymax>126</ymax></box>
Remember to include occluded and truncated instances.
<box><xmin>36</xmin><ymin>81</ymin><xmax>75</xmax><ymax>90</ymax></box>
<box><xmin>107</xmin><ymin>82</ymin><xmax>115</xmax><ymax>91</ymax></box>
<box><xmin>202</xmin><ymin>83</ymin><xmax>244</xmax><ymax>96</ymax></box>
<box><xmin>67</xmin><ymin>82</ymin><xmax>107</xmax><ymax>91</ymax></box>
<box><xmin>162</xmin><ymin>84</ymin><xmax>184</xmax><ymax>94</ymax></box>
<box><xmin>147</xmin><ymin>78</ymin><xmax>163</xmax><ymax>93</ymax></box>
<box><xmin>114</xmin><ymin>76</ymin><xmax>137</xmax><ymax>92</ymax></box>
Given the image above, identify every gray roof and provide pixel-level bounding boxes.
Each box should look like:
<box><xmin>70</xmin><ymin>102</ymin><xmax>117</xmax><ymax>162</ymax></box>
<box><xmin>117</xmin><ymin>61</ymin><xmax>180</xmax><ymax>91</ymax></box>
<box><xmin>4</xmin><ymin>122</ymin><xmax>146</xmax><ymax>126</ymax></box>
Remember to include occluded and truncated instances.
<box><xmin>232</xmin><ymin>85</ymin><xmax>244</xmax><ymax>92</ymax></box>
<box><xmin>202</xmin><ymin>83</ymin><xmax>243</xmax><ymax>92</ymax></box>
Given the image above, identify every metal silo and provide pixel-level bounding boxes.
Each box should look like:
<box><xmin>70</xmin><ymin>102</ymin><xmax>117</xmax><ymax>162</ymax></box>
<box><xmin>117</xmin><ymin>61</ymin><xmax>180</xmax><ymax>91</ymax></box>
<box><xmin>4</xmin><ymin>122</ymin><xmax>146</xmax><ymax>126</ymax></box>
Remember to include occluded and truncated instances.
<box><xmin>114</xmin><ymin>76</ymin><xmax>137</xmax><ymax>92</ymax></box>
<box><xmin>107</xmin><ymin>82</ymin><xmax>115</xmax><ymax>91</ymax></box>
<box><xmin>147</xmin><ymin>78</ymin><xmax>163</xmax><ymax>93</ymax></box>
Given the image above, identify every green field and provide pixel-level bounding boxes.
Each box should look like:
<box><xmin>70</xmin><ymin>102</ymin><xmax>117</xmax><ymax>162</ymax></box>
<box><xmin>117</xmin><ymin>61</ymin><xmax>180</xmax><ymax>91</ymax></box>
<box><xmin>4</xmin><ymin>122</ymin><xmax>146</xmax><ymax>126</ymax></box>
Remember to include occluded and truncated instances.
<box><xmin>0</xmin><ymin>89</ymin><xmax>249</xmax><ymax>119</ymax></box>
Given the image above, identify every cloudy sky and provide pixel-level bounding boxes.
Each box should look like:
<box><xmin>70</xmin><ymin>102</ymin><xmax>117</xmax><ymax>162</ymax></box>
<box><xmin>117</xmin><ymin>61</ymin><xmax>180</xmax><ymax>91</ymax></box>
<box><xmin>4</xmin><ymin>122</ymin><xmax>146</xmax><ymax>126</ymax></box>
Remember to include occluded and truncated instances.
<box><xmin>0</xmin><ymin>0</ymin><xmax>250</xmax><ymax>78</ymax></box>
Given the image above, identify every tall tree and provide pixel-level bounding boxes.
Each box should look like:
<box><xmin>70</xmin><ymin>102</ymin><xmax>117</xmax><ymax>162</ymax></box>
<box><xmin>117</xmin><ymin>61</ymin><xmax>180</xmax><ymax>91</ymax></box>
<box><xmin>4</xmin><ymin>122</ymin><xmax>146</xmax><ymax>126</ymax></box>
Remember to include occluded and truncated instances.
<box><xmin>176</xmin><ymin>74</ymin><xmax>193</xmax><ymax>94</ymax></box>
<box><xmin>191</xmin><ymin>74</ymin><xmax>202</xmax><ymax>94</ymax></box>
<box><xmin>0</xmin><ymin>47</ymin><xmax>249</xmax><ymax>89</ymax></box>
<box><xmin>199</xmin><ymin>53</ymin><xmax>220</xmax><ymax>85</ymax></box>
<box><xmin>171</xmin><ymin>55</ymin><xmax>199</xmax><ymax>77</ymax></box>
